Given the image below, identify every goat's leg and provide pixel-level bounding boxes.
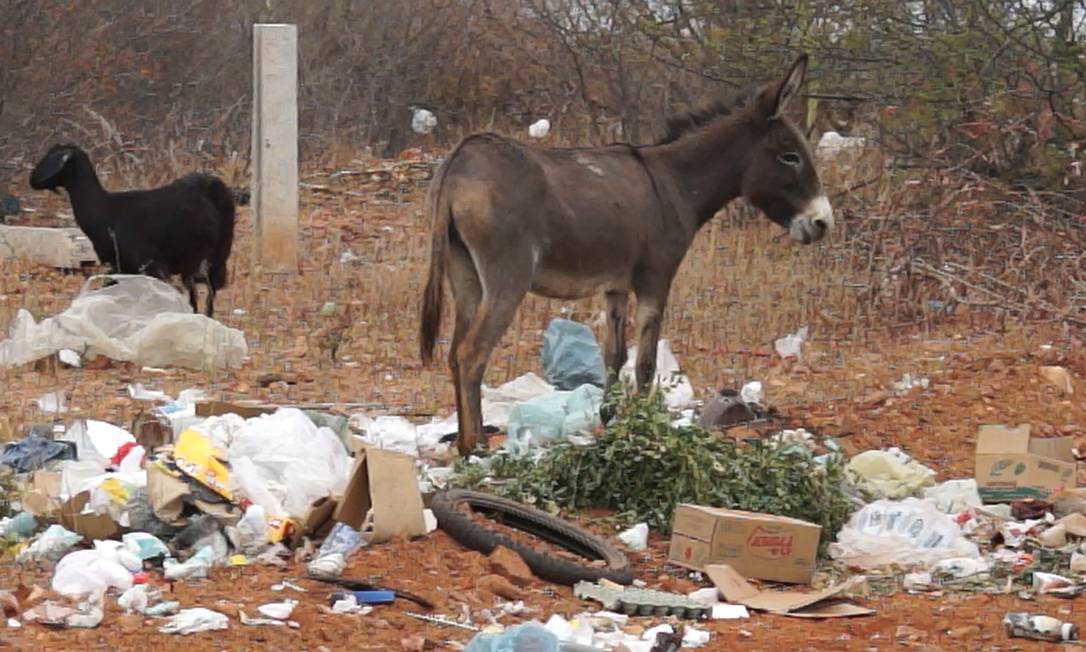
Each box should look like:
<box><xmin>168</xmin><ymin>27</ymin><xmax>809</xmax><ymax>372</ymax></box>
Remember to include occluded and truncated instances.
<box><xmin>181</xmin><ymin>276</ymin><xmax>199</xmax><ymax>313</ymax></box>
<box><xmin>453</xmin><ymin>257</ymin><xmax>530</xmax><ymax>457</ymax></box>
<box><xmin>632</xmin><ymin>282</ymin><xmax>672</xmax><ymax>394</ymax></box>
<box><xmin>601</xmin><ymin>290</ymin><xmax>629</xmax><ymax>390</ymax></box>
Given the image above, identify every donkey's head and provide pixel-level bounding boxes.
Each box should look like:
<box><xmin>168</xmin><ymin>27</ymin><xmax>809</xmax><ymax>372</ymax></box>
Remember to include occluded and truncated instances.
<box><xmin>741</xmin><ymin>55</ymin><xmax>833</xmax><ymax>244</ymax></box>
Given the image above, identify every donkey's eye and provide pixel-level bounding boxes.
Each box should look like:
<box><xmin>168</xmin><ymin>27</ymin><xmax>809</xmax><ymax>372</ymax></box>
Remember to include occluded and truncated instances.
<box><xmin>777</xmin><ymin>152</ymin><xmax>802</xmax><ymax>167</ymax></box>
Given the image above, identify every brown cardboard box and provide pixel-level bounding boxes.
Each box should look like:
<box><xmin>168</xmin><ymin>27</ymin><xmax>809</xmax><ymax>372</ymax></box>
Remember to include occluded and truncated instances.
<box><xmin>22</xmin><ymin>471</ymin><xmax>63</xmax><ymax>520</ymax></box>
<box><xmin>332</xmin><ymin>445</ymin><xmax>427</xmax><ymax>544</ymax></box>
<box><xmin>974</xmin><ymin>424</ymin><xmax>1077</xmax><ymax>502</ymax></box>
<box><xmin>59</xmin><ymin>491</ymin><xmax>120</xmax><ymax>540</ymax></box>
<box><xmin>667</xmin><ymin>504</ymin><xmax>821</xmax><ymax>584</ymax></box>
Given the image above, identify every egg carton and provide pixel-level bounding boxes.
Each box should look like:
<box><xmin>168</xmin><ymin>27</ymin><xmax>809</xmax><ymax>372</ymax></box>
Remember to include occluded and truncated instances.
<box><xmin>573</xmin><ymin>581</ymin><xmax>710</xmax><ymax>620</ymax></box>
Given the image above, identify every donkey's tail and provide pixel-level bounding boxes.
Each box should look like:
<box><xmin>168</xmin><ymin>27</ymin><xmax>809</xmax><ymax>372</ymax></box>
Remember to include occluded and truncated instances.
<box><xmin>419</xmin><ymin>150</ymin><xmax>457</xmax><ymax>366</ymax></box>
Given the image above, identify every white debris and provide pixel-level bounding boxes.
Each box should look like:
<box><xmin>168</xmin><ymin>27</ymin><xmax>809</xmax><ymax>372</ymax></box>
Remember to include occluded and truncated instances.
<box><xmin>36</xmin><ymin>391</ymin><xmax>68</xmax><ymax>414</ymax></box>
<box><xmin>158</xmin><ymin>608</ymin><xmax>230</xmax><ymax>635</ymax></box>
<box><xmin>257</xmin><ymin>599</ymin><xmax>297</xmax><ymax>620</ymax></box>
<box><xmin>739</xmin><ymin>381</ymin><xmax>764</xmax><ymax>405</ymax></box>
<box><xmin>683</xmin><ymin>626</ymin><xmax>712</xmax><ymax>648</ymax></box>
<box><xmin>529</xmin><ymin>119</ymin><xmax>551</xmax><ymax>139</ymax></box>
<box><xmin>774</xmin><ymin>326</ymin><xmax>809</xmax><ymax>360</ymax></box>
<box><xmin>892</xmin><ymin>373</ymin><xmax>930</xmax><ymax>395</ymax></box>
<box><xmin>816</xmin><ymin>131</ymin><xmax>868</xmax><ymax>160</ymax></box>
<box><xmin>411</xmin><ymin>108</ymin><xmax>437</xmax><ymax>135</ymax></box>
<box><xmin>617</xmin><ymin>523</ymin><xmax>649</xmax><ymax>551</ymax></box>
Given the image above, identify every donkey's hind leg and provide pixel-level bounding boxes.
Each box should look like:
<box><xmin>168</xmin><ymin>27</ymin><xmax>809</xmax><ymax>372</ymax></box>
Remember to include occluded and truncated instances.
<box><xmin>446</xmin><ymin>243</ymin><xmax>483</xmax><ymax>454</ymax></box>
<box><xmin>452</xmin><ymin>256</ymin><xmax>532</xmax><ymax>456</ymax></box>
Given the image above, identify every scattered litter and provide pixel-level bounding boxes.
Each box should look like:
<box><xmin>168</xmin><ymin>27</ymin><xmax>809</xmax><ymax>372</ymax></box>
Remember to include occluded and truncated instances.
<box><xmin>330</xmin><ymin>593</ymin><xmax>373</xmax><ymax>615</ymax></box>
<box><xmin>411</xmin><ymin>107</ymin><xmax>437</xmax><ymax>135</ymax></box>
<box><xmin>36</xmin><ymin>391</ymin><xmax>68</xmax><ymax>414</ymax></box>
<box><xmin>1003</xmin><ymin>612</ymin><xmax>1078</xmax><ymax>642</ymax></box>
<box><xmin>1032</xmin><ymin>572</ymin><xmax>1084</xmax><ymax>597</ymax></box>
<box><xmin>932</xmin><ymin>557</ymin><xmax>990</xmax><ymax>580</ymax></box>
<box><xmin>58</xmin><ymin>349</ymin><xmax>81</xmax><ymax>367</ymax></box>
<box><xmin>52</xmin><ymin>548</ymin><xmax>134</xmax><ymax>596</ymax></box>
<box><xmin>891</xmin><ymin>373</ymin><xmax>930</xmax><ymax>395</ymax></box>
<box><xmin>0</xmin><ymin>432</ymin><xmax>76</xmax><ymax>473</ymax></box>
<box><xmin>708</xmin><ymin>564</ymin><xmax>873</xmax><ymax>619</ymax></box>
<box><xmin>923</xmin><ymin>479</ymin><xmax>983</xmax><ymax>514</ymax></box>
<box><xmin>271</xmin><ymin>579</ymin><xmax>307</xmax><ymax>593</ymax></box>
<box><xmin>712</xmin><ymin>604</ymin><xmax>750</xmax><ymax>620</ymax></box>
<box><xmin>845</xmin><ymin>448</ymin><xmax>936</xmax><ymax>500</ymax></box>
<box><xmin>505</xmin><ymin>384</ymin><xmax>604</xmax><ymax>454</ymax></box>
<box><xmin>774</xmin><ymin>326</ymin><xmax>809</xmax><ymax>360</ymax></box>
<box><xmin>574</xmin><ymin>581</ymin><xmax>710</xmax><ymax>619</ymax></box>
<box><xmin>122</xmin><ymin>532</ymin><xmax>170</xmax><ymax>560</ymax></box>
<box><xmin>828</xmin><ymin>498</ymin><xmax>979</xmax><ymax>570</ymax></box>
<box><xmin>1037</xmin><ymin>512</ymin><xmax>1086</xmax><ymax>547</ymax></box>
<box><xmin>617</xmin><ymin>523</ymin><xmax>648</xmax><ymax>551</ymax></box>
<box><xmin>16</xmin><ymin>524</ymin><xmax>81</xmax><ymax>562</ymax></box>
<box><xmin>619</xmin><ymin>340</ymin><xmax>695</xmax><ymax>409</ymax></box>
<box><xmin>739</xmin><ymin>381</ymin><xmax>764</xmax><ymax>405</ymax></box>
<box><xmin>158</xmin><ymin>607</ymin><xmax>230</xmax><ymax>635</ymax></box>
<box><xmin>239</xmin><ymin>610</ymin><xmax>300</xmax><ymax>628</ymax></box>
<box><xmin>529</xmin><ymin>119</ymin><xmax>551</xmax><ymax>139</ymax></box>
<box><xmin>117</xmin><ymin>584</ymin><xmax>162</xmax><ymax>614</ymax></box>
<box><xmin>1038</xmin><ymin>366</ymin><xmax>1074</xmax><ymax>394</ymax></box>
<box><xmin>0</xmin><ymin>512</ymin><xmax>37</xmax><ymax>539</ymax></box>
<box><xmin>465</xmin><ymin>621</ymin><xmax>558</xmax><ymax>652</ymax></box>
<box><xmin>0</xmin><ymin>275</ymin><xmax>248</xmax><ymax>371</ymax></box>
<box><xmin>257</xmin><ymin>599</ymin><xmax>297</xmax><ymax>620</ymax></box>
<box><xmin>163</xmin><ymin>545</ymin><xmax>214</xmax><ymax>580</ymax></box>
<box><xmin>307</xmin><ymin>552</ymin><xmax>347</xmax><ymax>578</ymax></box>
<box><xmin>541</xmin><ymin>318</ymin><xmax>606</xmax><ymax>391</ymax></box>
<box><xmin>682</xmin><ymin>627</ymin><xmax>712</xmax><ymax>648</ymax></box>
<box><xmin>24</xmin><ymin>595</ymin><xmax>103</xmax><ymax>629</ymax></box>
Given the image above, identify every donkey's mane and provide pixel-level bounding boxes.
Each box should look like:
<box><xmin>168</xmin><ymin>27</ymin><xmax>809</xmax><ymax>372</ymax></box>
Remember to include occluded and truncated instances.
<box><xmin>657</xmin><ymin>86</ymin><xmax>758</xmax><ymax>146</ymax></box>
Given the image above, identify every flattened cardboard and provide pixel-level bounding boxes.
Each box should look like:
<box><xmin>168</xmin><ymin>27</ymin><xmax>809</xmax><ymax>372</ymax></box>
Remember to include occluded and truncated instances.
<box><xmin>974</xmin><ymin>424</ymin><xmax>1077</xmax><ymax>502</ymax></box>
<box><xmin>332</xmin><ymin>445</ymin><xmax>426</xmax><ymax>544</ymax></box>
<box><xmin>22</xmin><ymin>471</ymin><xmax>62</xmax><ymax>519</ymax></box>
<box><xmin>707</xmin><ymin>564</ymin><xmax>874</xmax><ymax>619</ymax></box>
<box><xmin>668</xmin><ymin>504</ymin><xmax>821</xmax><ymax>584</ymax></box>
<box><xmin>59</xmin><ymin>491</ymin><xmax>120</xmax><ymax>540</ymax></box>
<box><xmin>146</xmin><ymin>461</ymin><xmax>190</xmax><ymax>525</ymax></box>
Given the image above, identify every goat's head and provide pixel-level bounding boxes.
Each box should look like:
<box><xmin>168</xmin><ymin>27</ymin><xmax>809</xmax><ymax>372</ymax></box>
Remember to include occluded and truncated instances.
<box><xmin>29</xmin><ymin>143</ymin><xmax>84</xmax><ymax>193</ymax></box>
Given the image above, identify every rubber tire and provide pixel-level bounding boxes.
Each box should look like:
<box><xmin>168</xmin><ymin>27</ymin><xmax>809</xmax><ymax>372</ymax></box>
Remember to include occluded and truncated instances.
<box><xmin>431</xmin><ymin>489</ymin><xmax>634</xmax><ymax>586</ymax></box>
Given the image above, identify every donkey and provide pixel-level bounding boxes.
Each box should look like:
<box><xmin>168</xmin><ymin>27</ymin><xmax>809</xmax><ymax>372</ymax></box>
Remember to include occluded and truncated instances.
<box><xmin>420</xmin><ymin>55</ymin><xmax>833</xmax><ymax>456</ymax></box>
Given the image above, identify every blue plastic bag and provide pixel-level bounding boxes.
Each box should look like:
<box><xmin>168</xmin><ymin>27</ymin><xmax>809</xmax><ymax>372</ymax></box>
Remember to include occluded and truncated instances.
<box><xmin>541</xmin><ymin>319</ymin><xmax>606</xmax><ymax>391</ymax></box>
<box><xmin>506</xmin><ymin>384</ymin><xmax>603</xmax><ymax>454</ymax></box>
<box><xmin>465</xmin><ymin>622</ymin><xmax>558</xmax><ymax>652</ymax></box>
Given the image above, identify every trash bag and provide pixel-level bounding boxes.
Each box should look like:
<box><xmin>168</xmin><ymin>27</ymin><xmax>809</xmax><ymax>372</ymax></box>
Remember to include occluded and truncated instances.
<box><xmin>52</xmin><ymin>548</ymin><xmax>134</xmax><ymax>596</ymax></box>
<box><xmin>923</xmin><ymin>479</ymin><xmax>983</xmax><ymax>514</ymax></box>
<box><xmin>0</xmin><ymin>274</ymin><xmax>246</xmax><ymax>371</ymax></box>
<box><xmin>506</xmin><ymin>383</ymin><xmax>604</xmax><ymax>453</ymax></box>
<box><xmin>123</xmin><ymin>532</ymin><xmax>170</xmax><ymax>560</ymax></box>
<box><xmin>228</xmin><ymin>408</ymin><xmax>351</xmax><ymax>519</ymax></box>
<box><xmin>17</xmin><ymin>524</ymin><xmax>82</xmax><ymax>562</ymax></box>
<box><xmin>0</xmin><ymin>432</ymin><xmax>76</xmax><ymax>473</ymax></box>
<box><xmin>828</xmin><ymin>497</ymin><xmax>980</xmax><ymax>570</ymax></box>
<box><xmin>845</xmin><ymin>448</ymin><xmax>936</xmax><ymax>500</ymax></box>
<box><xmin>541</xmin><ymin>318</ymin><xmax>607</xmax><ymax>391</ymax></box>
<box><xmin>465</xmin><ymin>621</ymin><xmax>558</xmax><ymax>652</ymax></box>
<box><xmin>481</xmin><ymin>373</ymin><xmax>555</xmax><ymax>429</ymax></box>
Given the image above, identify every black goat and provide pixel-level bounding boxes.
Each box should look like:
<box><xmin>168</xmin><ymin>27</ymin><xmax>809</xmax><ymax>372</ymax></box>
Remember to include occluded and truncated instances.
<box><xmin>28</xmin><ymin>143</ymin><xmax>237</xmax><ymax>317</ymax></box>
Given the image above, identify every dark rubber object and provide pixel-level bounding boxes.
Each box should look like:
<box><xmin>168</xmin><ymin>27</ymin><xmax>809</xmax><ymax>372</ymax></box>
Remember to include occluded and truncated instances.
<box><xmin>431</xmin><ymin>489</ymin><xmax>634</xmax><ymax>586</ymax></box>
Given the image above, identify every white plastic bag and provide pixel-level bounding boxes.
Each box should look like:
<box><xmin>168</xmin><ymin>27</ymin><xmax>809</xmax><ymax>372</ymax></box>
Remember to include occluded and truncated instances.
<box><xmin>52</xmin><ymin>549</ymin><xmax>134</xmax><ymax>596</ymax></box>
<box><xmin>846</xmin><ymin>448</ymin><xmax>936</xmax><ymax>500</ymax></box>
<box><xmin>228</xmin><ymin>408</ymin><xmax>351</xmax><ymax>519</ymax></box>
<box><xmin>158</xmin><ymin>608</ymin><xmax>229</xmax><ymax>635</ymax></box>
<box><xmin>619</xmin><ymin>340</ymin><xmax>695</xmax><ymax>409</ymax></box>
<box><xmin>0</xmin><ymin>275</ymin><xmax>246</xmax><ymax>370</ymax></box>
<box><xmin>829</xmin><ymin>497</ymin><xmax>980</xmax><ymax>570</ymax></box>
<box><xmin>618</xmin><ymin>523</ymin><xmax>649</xmax><ymax>551</ymax></box>
<box><xmin>923</xmin><ymin>479</ymin><xmax>983</xmax><ymax>514</ymax></box>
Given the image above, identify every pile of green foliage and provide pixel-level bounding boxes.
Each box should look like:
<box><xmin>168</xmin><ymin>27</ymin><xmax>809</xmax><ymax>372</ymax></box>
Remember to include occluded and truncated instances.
<box><xmin>451</xmin><ymin>389</ymin><xmax>854</xmax><ymax>549</ymax></box>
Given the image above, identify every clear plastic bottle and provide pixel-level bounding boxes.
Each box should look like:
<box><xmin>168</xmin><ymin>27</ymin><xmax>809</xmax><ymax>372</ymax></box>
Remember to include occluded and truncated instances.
<box><xmin>1003</xmin><ymin>612</ymin><xmax>1078</xmax><ymax>642</ymax></box>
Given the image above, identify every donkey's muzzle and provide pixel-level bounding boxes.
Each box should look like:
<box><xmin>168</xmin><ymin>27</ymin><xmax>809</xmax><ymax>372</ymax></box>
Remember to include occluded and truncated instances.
<box><xmin>789</xmin><ymin>195</ymin><xmax>834</xmax><ymax>244</ymax></box>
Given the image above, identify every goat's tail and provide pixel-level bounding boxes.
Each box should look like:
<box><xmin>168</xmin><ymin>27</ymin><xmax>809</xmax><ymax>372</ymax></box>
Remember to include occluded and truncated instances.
<box><xmin>204</xmin><ymin>176</ymin><xmax>237</xmax><ymax>291</ymax></box>
<box><xmin>419</xmin><ymin>146</ymin><xmax>462</xmax><ymax>367</ymax></box>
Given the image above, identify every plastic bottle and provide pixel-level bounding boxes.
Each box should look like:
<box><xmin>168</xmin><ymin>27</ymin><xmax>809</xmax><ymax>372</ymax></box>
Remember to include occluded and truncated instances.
<box><xmin>1003</xmin><ymin>612</ymin><xmax>1078</xmax><ymax>642</ymax></box>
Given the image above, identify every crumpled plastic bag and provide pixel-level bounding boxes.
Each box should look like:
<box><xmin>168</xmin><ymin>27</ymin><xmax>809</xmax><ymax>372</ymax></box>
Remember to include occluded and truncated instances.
<box><xmin>923</xmin><ymin>479</ymin><xmax>983</xmax><ymax>514</ymax></box>
<box><xmin>506</xmin><ymin>383</ymin><xmax>604</xmax><ymax>453</ymax></box>
<box><xmin>158</xmin><ymin>608</ymin><xmax>230</xmax><ymax>635</ymax></box>
<box><xmin>123</xmin><ymin>532</ymin><xmax>170</xmax><ymax>560</ymax></box>
<box><xmin>52</xmin><ymin>547</ymin><xmax>135</xmax><ymax>596</ymax></box>
<box><xmin>541</xmin><ymin>318</ymin><xmax>607</xmax><ymax>390</ymax></box>
<box><xmin>228</xmin><ymin>408</ymin><xmax>351</xmax><ymax>519</ymax></box>
<box><xmin>829</xmin><ymin>497</ymin><xmax>980</xmax><ymax>570</ymax></box>
<box><xmin>481</xmin><ymin>373</ymin><xmax>555</xmax><ymax>429</ymax></box>
<box><xmin>0</xmin><ymin>274</ymin><xmax>246</xmax><ymax>371</ymax></box>
<box><xmin>17</xmin><ymin>524</ymin><xmax>82</xmax><ymax>562</ymax></box>
<box><xmin>619</xmin><ymin>340</ymin><xmax>695</xmax><ymax>409</ymax></box>
<box><xmin>846</xmin><ymin>448</ymin><xmax>936</xmax><ymax>500</ymax></box>
<box><xmin>465</xmin><ymin>621</ymin><xmax>558</xmax><ymax>652</ymax></box>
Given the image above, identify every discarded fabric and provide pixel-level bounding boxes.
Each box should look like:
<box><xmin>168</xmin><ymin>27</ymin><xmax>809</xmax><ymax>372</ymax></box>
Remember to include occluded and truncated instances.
<box><xmin>0</xmin><ymin>433</ymin><xmax>76</xmax><ymax>473</ymax></box>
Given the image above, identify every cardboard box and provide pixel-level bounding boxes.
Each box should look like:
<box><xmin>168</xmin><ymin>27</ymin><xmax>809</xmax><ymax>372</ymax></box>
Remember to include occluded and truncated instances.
<box><xmin>333</xmin><ymin>445</ymin><xmax>427</xmax><ymax>544</ymax></box>
<box><xmin>668</xmin><ymin>504</ymin><xmax>821</xmax><ymax>584</ymax></box>
<box><xmin>974</xmin><ymin>424</ymin><xmax>1077</xmax><ymax>502</ymax></box>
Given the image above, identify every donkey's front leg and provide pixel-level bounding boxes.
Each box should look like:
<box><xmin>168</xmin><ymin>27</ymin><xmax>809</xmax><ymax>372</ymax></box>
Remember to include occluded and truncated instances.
<box><xmin>601</xmin><ymin>290</ymin><xmax>629</xmax><ymax>389</ymax></box>
<box><xmin>632</xmin><ymin>288</ymin><xmax>670</xmax><ymax>393</ymax></box>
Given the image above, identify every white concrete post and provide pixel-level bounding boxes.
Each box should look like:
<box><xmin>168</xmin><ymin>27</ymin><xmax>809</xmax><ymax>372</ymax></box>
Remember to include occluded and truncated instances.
<box><xmin>251</xmin><ymin>23</ymin><xmax>298</xmax><ymax>271</ymax></box>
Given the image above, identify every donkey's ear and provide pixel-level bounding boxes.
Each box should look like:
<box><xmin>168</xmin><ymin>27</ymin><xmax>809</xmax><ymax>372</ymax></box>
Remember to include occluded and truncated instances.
<box><xmin>762</xmin><ymin>54</ymin><xmax>808</xmax><ymax>120</ymax></box>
